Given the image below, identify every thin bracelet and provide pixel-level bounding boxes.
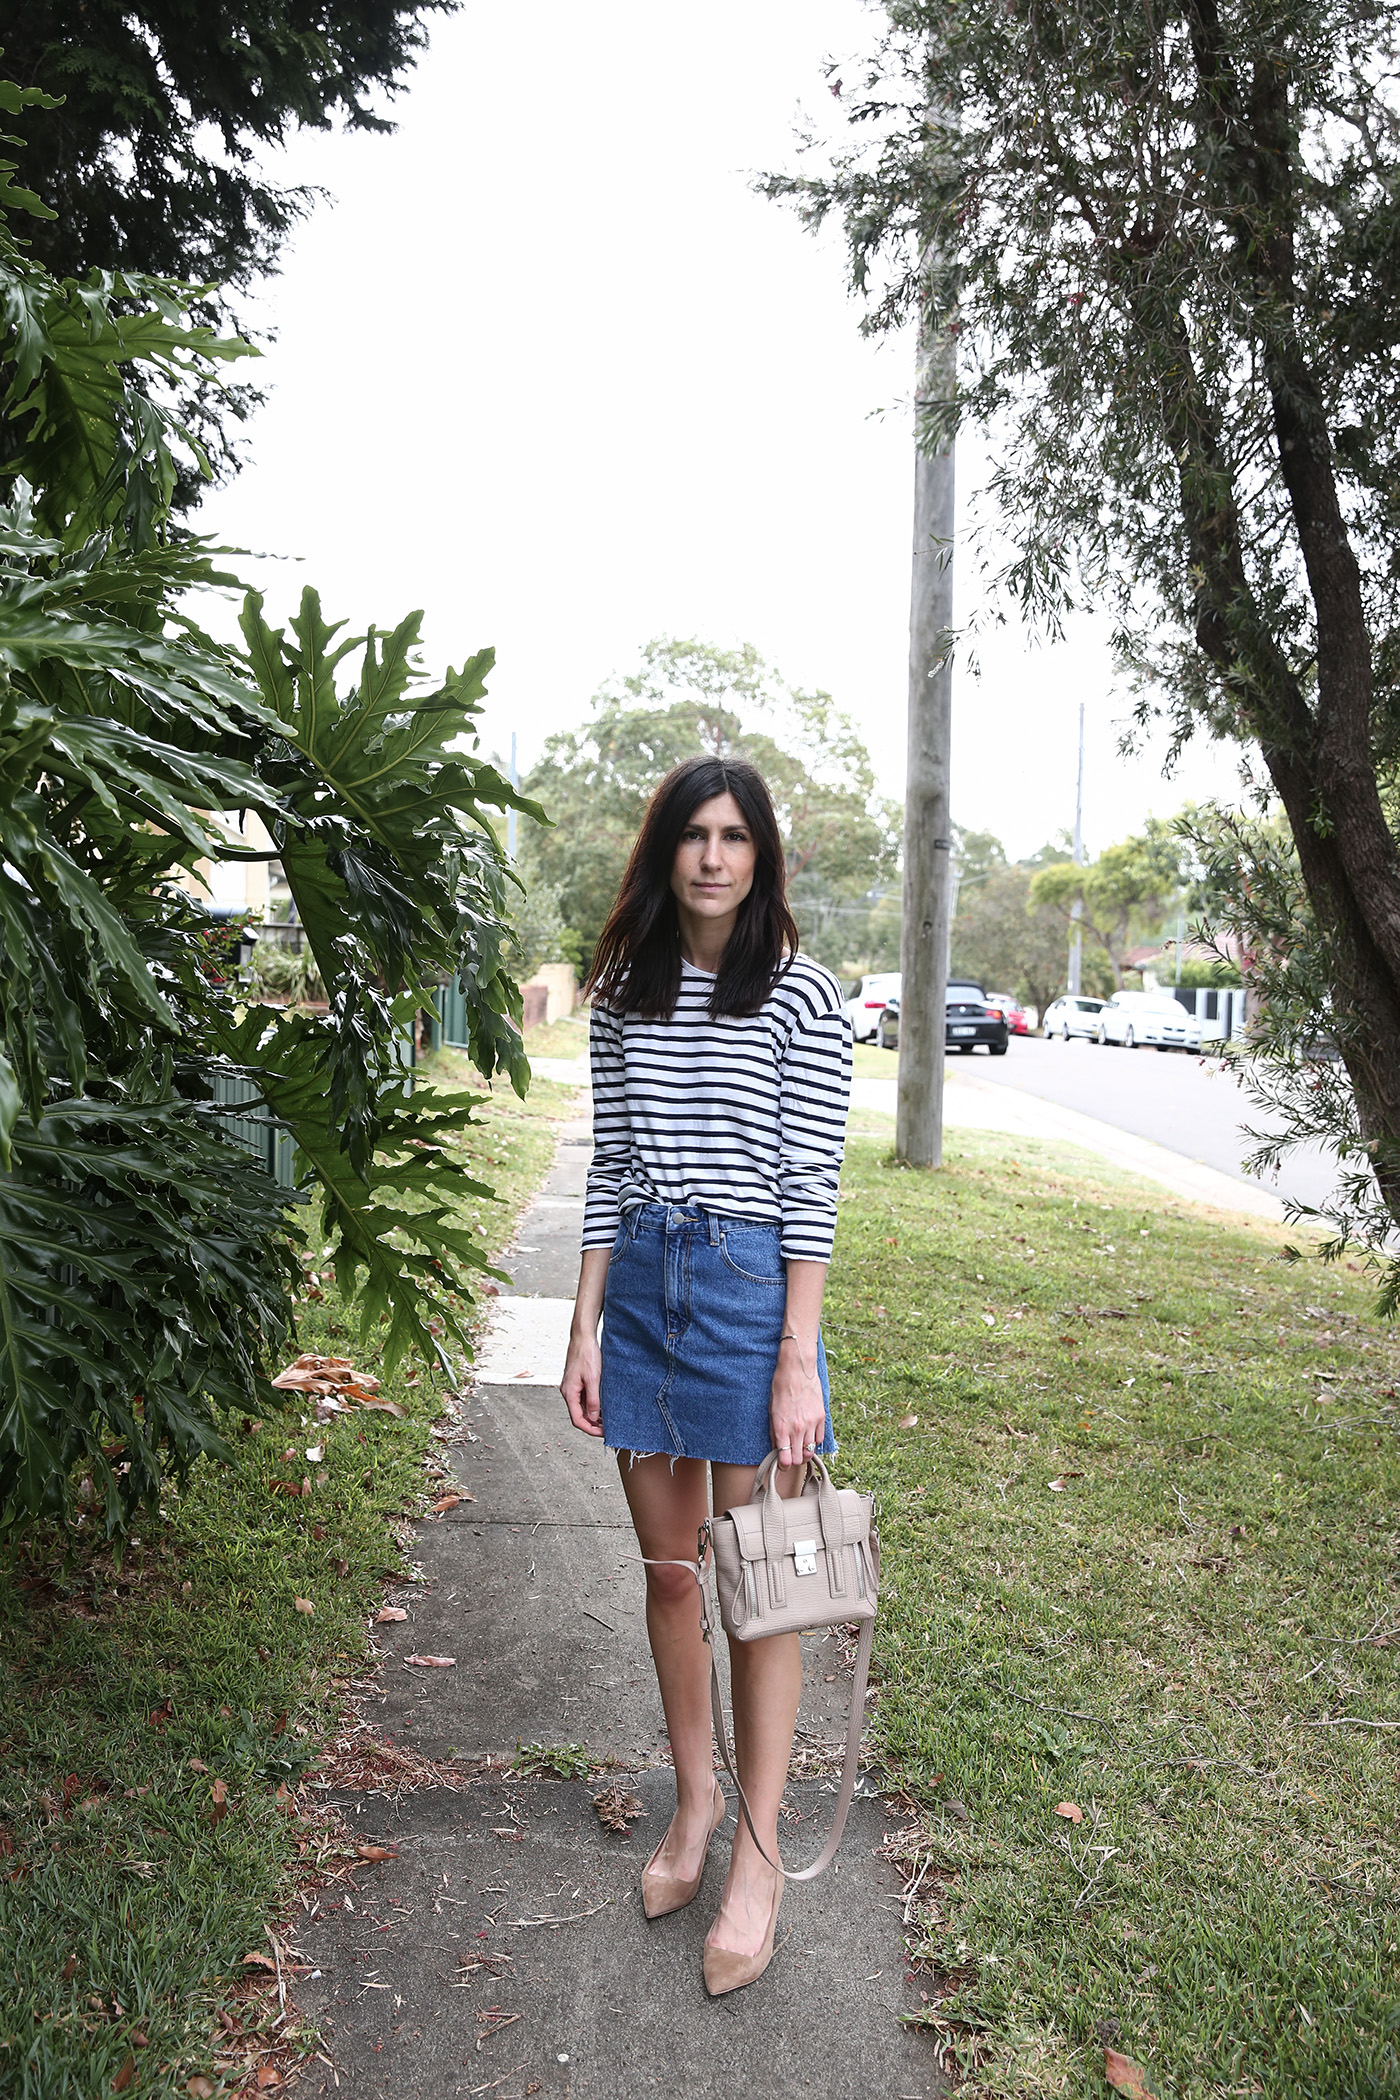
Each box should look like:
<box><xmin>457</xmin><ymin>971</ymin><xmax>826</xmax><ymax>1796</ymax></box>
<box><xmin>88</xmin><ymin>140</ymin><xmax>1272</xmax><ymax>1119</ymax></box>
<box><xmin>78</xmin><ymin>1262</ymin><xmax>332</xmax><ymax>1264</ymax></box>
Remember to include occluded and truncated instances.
<box><xmin>779</xmin><ymin>1330</ymin><xmax>820</xmax><ymax>1387</ymax></box>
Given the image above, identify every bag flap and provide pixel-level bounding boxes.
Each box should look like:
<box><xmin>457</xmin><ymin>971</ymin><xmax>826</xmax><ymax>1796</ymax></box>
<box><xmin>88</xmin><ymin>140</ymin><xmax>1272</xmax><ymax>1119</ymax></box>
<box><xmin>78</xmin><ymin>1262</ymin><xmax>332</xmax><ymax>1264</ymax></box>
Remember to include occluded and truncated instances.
<box><xmin>726</xmin><ymin>1489</ymin><xmax>872</xmax><ymax>1562</ymax></box>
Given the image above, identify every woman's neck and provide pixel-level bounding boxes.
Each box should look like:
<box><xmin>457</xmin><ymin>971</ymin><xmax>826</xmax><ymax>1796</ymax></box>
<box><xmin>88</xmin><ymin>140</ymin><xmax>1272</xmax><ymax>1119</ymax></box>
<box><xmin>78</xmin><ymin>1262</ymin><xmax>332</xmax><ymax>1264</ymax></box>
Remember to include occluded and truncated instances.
<box><xmin>676</xmin><ymin>904</ymin><xmax>733</xmax><ymax>977</ymax></box>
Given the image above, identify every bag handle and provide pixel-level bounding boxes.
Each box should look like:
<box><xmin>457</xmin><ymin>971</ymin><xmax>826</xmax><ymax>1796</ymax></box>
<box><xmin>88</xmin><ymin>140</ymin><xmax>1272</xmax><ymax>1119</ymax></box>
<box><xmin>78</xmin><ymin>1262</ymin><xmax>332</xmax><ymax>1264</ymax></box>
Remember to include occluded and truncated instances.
<box><xmin>629</xmin><ymin>1542</ymin><xmax>873</xmax><ymax>1883</ymax></box>
<box><xmin>752</xmin><ymin>1449</ymin><xmax>849</xmax><ymax>1556</ymax></box>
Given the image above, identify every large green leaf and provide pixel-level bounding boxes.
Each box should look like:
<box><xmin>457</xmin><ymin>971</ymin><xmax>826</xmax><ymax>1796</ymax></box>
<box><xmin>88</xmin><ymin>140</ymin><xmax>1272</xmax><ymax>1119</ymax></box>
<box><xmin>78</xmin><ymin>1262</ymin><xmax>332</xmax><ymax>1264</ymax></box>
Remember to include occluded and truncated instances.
<box><xmin>0</xmin><ymin>86</ymin><xmax>550</xmax><ymax>1533</ymax></box>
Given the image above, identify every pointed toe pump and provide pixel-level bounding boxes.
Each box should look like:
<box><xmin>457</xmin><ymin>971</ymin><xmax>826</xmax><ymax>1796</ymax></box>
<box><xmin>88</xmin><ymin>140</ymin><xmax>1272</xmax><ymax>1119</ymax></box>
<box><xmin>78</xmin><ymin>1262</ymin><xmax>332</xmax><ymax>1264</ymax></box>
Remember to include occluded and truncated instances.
<box><xmin>641</xmin><ymin>1778</ymin><xmax>727</xmax><ymax>1921</ymax></box>
<box><xmin>702</xmin><ymin>1878</ymin><xmax>783</xmax><ymax>1998</ymax></box>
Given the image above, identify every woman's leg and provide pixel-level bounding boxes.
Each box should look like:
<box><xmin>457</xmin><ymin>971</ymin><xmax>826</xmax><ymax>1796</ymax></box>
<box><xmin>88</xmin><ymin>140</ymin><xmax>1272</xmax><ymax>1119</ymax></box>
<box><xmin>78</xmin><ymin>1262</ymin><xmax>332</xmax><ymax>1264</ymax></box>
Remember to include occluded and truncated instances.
<box><xmin>705</xmin><ymin>1459</ymin><xmax>805</xmax><ymax>1956</ymax></box>
<box><xmin>617</xmin><ymin>1452</ymin><xmax>717</xmax><ymax>1877</ymax></box>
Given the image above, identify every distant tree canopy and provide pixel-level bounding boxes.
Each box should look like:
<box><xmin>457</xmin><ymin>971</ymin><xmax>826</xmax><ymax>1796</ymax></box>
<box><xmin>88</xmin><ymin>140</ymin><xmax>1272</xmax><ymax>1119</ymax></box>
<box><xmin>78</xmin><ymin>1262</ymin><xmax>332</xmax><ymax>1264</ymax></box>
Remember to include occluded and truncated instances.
<box><xmin>1030</xmin><ymin>820</ymin><xmax>1187</xmax><ymax>988</ymax></box>
<box><xmin>3</xmin><ymin>1</ymin><xmax>452</xmax><ymax>486</ymax></box>
<box><xmin>952</xmin><ymin>835</ymin><xmax>1102</xmax><ymax>1011</ymax></box>
<box><xmin>520</xmin><ymin>639</ymin><xmax>900</xmax><ymax>977</ymax></box>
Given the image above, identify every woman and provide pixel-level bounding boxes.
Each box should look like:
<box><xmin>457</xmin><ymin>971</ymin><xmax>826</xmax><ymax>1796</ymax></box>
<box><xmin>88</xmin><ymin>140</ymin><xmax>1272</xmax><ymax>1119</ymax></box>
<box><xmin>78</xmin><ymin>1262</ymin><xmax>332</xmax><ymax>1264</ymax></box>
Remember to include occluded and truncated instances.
<box><xmin>559</xmin><ymin>754</ymin><xmax>852</xmax><ymax>1998</ymax></box>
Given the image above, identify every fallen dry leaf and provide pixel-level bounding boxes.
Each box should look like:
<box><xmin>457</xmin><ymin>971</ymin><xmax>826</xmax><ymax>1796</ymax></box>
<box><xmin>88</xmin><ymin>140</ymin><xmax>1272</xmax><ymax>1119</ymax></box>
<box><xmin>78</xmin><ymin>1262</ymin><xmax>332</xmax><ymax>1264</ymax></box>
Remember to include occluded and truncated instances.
<box><xmin>981</xmin><ymin>1312</ymin><xmax>996</xmax><ymax>1326</ymax></box>
<box><xmin>187</xmin><ymin>2080</ymin><xmax>215</xmax><ymax>2098</ymax></box>
<box><xmin>111</xmin><ymin>2056</ymin><xmax>135</xmax><ymax>2092</ymax></box>
<box><xmin>1054</xmin><ymin>1801</ymin><xmax>1084</xmax><ymax>1824</ymax></box>
<box><xmin>404</xmin><ymin>1653</ymin><xmax>456</xmax><ymax>1668</ymax></box>
<box><xmin>592</xmin><ymin>1784</ymin><xmax>647</xmax><ymax>1835</ymax></box>
<box><xmin>897</xmin><ymin>1413</ymin><xmax>919</xmax><ymax>1430</ymax></box>
<box><xmin>293</xmin><ymin>1597</ymin><xmax>314</xmax><ymax>1616</ymax></box>
<box><xmin>1047</xmin><ymin>1472</ymin><xmax>1086</xmax><ymax>1492</ymax></box>
<box><xmin>305</xmin><ymin>1443</ymin><xmax>324</xmax><ymax>1464</ymax></box>
<box><xmin>358</xmin><ymin>1396</ymin><xmax>406</xmax><ymax>1418</ymax></box>
<box><xmin>62</xmin><ymin>1953</ymin><xmax>77</xmax><ymax>1980</ymax></box>
<box><xmin>208</xmin><ymin>1778</ymin><xmax>229</xmax><ymax>1827</ymax></box>
<box><xmin>240</xmin><ymin>1951</ymin><xmax>277</xmax><ymax>1971</ymax></box>
<box><xmin>430</xmin><ymin>1492</ymin><xmax>465</xmax><ymax>1514</ymax></box>
<box><xmin>255</xmin><ymin>2067</ymin><xmax>282</xmax><ymax>2090</ymax></box>
<box><xmin>374</xmin><ymin>1607</ymin><xmax>408</xmax><ymax>1624</ymax></box>
<box><xmin>187</xmin><ymin>1758</ymin><xmax>208</xmax><ymax>1773</ymax></box>
<box><xmin>1104</xmin><ymin>2049</ymin><xmax>1159</xmax><ymax>2099</ymax></box>
<box><xmin>356</xmin><ymin>1842</ymin><xmax>398</xmax><ymax>1862</ymax></box>
<box><xmin>272</xmin><ymin>1353</ymin><xmax>372</xmax><ymax>1390</ymax></box>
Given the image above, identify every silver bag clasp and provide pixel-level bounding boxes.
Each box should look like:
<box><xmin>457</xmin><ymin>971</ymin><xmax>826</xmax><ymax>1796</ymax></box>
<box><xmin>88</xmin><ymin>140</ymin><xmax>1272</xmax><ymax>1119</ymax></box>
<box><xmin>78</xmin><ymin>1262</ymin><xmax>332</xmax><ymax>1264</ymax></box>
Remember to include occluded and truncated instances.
<box><xmin>793</xmin><ymin>1537</ymin><xmax>818</xmax><ymax>1577</ymax></box>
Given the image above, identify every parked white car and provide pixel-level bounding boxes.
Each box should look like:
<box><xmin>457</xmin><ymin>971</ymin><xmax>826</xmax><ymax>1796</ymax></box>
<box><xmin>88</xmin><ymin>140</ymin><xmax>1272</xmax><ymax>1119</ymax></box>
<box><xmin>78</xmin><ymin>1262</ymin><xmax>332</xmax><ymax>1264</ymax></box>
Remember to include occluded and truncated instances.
<box><xmin>1095</xmin><ymin>991</ymin><xmax>1203</xmax><ymax>1051</ymax></box>
<box><xmin>1042</xmin><ymin>994</ymin><xmax>1107</xmax><ymax>1041</ymax></box>
<box><xmin>843</xmin><ymin>972</ymin><xmax>901</xmax><ymax>1043</ymax></box>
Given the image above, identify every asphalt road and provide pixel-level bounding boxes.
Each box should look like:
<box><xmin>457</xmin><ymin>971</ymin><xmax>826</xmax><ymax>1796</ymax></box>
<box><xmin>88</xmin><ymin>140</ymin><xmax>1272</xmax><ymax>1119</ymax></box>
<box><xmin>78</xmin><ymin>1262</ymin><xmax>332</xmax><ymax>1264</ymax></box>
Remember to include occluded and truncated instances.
<box><xmin>874</xmin><ymin>1033</ymin><xmax>1342</xmax><ymax>1217</ymax></box>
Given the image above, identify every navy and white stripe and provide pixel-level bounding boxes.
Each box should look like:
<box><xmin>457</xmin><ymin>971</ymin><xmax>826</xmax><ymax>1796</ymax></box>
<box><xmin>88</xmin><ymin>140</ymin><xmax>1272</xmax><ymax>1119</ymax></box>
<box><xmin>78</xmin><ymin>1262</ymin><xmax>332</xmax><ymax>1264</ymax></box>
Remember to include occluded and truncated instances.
<box><xmin>582</xmin><ymin>955</ymin><xmax>853</xmax><ymax>1263</ymax></box>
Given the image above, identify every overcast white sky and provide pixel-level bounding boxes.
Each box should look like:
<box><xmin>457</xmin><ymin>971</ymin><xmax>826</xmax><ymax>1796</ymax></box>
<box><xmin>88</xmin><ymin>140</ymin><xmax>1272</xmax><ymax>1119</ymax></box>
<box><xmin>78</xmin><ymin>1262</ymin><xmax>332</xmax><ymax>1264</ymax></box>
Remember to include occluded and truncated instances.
<box><xmin>197</xmin><ymin>0</ymin><xmax>1247</xmax><ymax>862</ymax></box>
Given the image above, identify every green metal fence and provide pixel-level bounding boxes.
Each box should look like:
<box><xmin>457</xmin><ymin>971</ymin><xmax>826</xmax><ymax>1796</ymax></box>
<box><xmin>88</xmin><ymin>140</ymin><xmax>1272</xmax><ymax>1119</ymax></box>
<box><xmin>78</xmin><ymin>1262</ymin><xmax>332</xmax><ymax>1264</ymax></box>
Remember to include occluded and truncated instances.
<box><xmin>210</xmin><ymin>1070</ymin><xmax>300</xmax><ymax>1189</ymax></box>
<box><xmin>433</xmin><ymin>980</ymin><xmax>471</xmax><ymax>1052</ymax></box>
<box><xmin>211</xmin><ymin>1020</ymin><xmax>417</xmax><ymax>1188</ymax></box>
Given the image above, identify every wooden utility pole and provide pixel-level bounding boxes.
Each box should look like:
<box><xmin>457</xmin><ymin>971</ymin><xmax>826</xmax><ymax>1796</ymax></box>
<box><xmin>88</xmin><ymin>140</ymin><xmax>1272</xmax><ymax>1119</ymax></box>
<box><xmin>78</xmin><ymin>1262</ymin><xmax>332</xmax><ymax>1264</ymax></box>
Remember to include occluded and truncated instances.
<box><xmin>1068</xmin><ymin>701</ymin><xmax>1085</xmax><ymax>995</ymax></box>
<box><xmin>895</xmin><ymin>314</ymin><xmax>955</xmax><ymax>1168</ymax></box>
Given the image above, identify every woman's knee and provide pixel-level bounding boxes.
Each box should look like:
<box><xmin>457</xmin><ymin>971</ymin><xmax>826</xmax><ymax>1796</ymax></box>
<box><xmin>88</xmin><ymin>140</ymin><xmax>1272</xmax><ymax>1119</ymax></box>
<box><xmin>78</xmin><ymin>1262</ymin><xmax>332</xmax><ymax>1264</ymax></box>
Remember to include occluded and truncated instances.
<box><xmin>645</xmin><ymin>1560</ymin><xmax>702</xmax><ymax>1612</ymax></box>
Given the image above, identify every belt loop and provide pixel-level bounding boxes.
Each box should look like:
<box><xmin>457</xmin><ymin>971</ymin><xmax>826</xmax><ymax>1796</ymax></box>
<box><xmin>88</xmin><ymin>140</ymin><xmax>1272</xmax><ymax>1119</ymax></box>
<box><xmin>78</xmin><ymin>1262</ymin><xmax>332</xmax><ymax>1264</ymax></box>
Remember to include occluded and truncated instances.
<box><xmin>707</xmin><ymin>1212</ymin><xmax>721</xmax><ymax>1247</ymax></box>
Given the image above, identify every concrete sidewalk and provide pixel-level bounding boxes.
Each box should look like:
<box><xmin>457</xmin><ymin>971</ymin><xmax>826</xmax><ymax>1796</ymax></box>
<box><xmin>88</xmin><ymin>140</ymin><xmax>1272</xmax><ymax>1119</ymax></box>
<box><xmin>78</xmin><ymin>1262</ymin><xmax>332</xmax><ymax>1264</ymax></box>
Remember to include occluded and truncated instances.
<box><xmin>293</xmin><ymin>1118</ymin><xmax>945</xmax><ymax>2100</ymax></box>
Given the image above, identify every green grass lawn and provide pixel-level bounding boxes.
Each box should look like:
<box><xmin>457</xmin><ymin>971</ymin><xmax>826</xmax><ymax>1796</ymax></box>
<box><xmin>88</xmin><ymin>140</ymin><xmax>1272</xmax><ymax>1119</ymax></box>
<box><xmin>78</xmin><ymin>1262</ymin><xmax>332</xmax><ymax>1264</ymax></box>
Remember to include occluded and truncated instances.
<box><xmin>852</xmin><ymin>1035</ymin><xmax>898</xmax><ymax>1076</ymax></box>
<box><xmin>521</xmin><ymin>1011</ymin><xmax>591</xmax><ymax>1061</ymax></box>
<box><xmin>826</xmin><ymin>1128</ymin><xmax>1399</xmax><ymax>2099</ymax></box>
<box><xmin>0</xmin><ymin>1061</ymin><xmax>574</xmax><ymax>2100</ymax></box>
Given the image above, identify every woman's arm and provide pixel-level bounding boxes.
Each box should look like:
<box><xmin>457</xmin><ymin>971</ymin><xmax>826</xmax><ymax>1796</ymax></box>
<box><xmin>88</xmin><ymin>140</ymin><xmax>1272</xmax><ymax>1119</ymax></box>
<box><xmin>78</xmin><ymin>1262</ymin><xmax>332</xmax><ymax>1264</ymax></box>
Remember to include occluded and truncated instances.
<box><xmin>580</xmin><ymin>1003</ymin><xmax>631</xmax><ymax>1250</ymax></box>
<box><xmin>769</xmin><ymin>1258</ymin><xmax>829</xmax><ymax>1468</ymax></box>
<box><xmin>560</xmin><ymin>1246</ymin><xmax>610</xmax><ymax>1436</ymax></box>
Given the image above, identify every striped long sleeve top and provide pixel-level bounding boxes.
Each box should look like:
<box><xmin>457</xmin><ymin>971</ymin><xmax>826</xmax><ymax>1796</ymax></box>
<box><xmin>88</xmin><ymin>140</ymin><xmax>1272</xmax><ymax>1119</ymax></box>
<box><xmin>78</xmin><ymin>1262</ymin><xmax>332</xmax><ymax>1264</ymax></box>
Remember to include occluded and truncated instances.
<box><xmin>581</xmin><ymin>955</ymin><xmax>853</xmax><ymax>1262</ymax></box>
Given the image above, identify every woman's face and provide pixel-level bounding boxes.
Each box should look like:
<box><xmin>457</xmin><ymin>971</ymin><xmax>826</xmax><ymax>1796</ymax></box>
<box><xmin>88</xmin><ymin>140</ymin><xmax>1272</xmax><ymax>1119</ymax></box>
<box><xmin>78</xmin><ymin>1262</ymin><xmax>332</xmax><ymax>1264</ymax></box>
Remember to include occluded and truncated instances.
<box><xmin>669</xmin><ymin>791</ymin><xmax>757</xmax><ymax>929</ymax></box>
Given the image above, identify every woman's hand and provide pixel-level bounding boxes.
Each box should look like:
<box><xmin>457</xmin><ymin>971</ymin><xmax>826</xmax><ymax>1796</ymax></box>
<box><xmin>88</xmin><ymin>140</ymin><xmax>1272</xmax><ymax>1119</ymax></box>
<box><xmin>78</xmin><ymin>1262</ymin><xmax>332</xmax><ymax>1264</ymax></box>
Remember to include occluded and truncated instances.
<box><xmin>770</xmin><ymin>1340</ymin><xmax>826</xmax><ymax>1468</ymax></box>
<box><xmin>560</xmin><ymin>1247</ymin><xmax>609</xmax><ymax>1437</ymax></box>
<box><xmin>771</xmin><ymin>1258</ymin><xmax>829</xmax><ymax>1468</ymax></box>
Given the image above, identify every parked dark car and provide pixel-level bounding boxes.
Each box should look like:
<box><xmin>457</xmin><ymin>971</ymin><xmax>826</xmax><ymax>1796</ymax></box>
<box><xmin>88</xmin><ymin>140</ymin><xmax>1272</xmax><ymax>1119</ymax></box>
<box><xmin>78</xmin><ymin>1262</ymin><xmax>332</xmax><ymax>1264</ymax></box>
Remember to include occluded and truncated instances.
<box><xmin>877</xmin><ymin>981</ymin><xmax>1010</xmax><ymax>1055</ymax></box>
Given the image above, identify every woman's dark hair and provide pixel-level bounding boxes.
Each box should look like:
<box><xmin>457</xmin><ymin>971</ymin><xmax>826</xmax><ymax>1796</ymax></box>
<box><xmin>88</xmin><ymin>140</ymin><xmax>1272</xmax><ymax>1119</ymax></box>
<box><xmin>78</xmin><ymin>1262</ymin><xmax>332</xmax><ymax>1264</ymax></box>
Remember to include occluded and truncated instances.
<box><xmin>584</xmin><ymin>756</ymin><xmax>799</xmax><ymax>1018</ymax></box>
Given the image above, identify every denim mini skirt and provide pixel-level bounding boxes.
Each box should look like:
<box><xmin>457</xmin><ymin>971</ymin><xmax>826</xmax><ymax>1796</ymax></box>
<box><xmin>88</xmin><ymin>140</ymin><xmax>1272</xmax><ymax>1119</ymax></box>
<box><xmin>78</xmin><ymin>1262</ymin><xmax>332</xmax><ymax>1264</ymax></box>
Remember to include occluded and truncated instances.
<box><xmin>600</xmin><ymin>1202</ymin><xmax>835</xmax><ymax>1467</ymax></box>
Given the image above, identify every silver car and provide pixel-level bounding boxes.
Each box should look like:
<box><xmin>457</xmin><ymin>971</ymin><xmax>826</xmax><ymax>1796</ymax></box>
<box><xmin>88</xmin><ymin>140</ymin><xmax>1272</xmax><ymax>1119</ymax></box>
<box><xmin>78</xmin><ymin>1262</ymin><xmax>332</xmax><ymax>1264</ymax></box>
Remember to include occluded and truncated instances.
<box><xmin>1095</xmin><ymin>991</ymin><xmax>1203</xmax><ymax>1051</ymax></box>
<box><xmin>1042</xmin><ymin>994</ymin><xmax>1107</xmax><ymax>1042</ymax></box>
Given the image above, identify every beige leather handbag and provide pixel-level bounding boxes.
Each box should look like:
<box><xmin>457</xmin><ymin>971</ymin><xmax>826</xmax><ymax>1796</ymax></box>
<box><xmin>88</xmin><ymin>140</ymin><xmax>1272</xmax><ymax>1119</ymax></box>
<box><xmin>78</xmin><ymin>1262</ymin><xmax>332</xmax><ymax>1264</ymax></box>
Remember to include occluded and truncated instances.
<box><xmin>695</xmin><ymin>1452</ymin><xmax>880</xmax><ymax>1881</ymax></box>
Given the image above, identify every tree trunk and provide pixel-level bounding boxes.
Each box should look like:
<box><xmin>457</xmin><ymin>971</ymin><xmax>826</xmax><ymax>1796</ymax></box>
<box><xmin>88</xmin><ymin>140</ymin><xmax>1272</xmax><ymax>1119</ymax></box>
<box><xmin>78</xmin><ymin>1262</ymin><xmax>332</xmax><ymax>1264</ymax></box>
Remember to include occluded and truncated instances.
<box><xmin>896</xmin><ymin>320</ymin><xmax>955</xmax><ymax>1169</ymax></box>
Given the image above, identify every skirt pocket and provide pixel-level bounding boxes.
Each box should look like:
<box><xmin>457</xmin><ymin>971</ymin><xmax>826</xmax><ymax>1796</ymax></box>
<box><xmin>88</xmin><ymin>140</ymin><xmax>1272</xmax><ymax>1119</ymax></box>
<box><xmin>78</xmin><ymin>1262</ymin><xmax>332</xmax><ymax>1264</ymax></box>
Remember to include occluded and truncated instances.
<box><xmin>718</xmin><ymin>1223</ymin><xmax>786</xmax><ymax>1287</ymax></box>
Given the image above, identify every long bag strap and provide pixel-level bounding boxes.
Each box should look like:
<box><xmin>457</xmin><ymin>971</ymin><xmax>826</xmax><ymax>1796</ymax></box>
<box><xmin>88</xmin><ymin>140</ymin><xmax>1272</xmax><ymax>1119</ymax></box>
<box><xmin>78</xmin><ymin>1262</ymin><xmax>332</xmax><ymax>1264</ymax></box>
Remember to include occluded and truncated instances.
<box><xmin>635</xmin><ymin>1554</ymin><xmax>873</xmax><ymax>1882</ymax></box>
<box><xmin>707</xmin><ymin>1609</ymin><xmax>874</xmax><ymax>1883</ymax></box>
